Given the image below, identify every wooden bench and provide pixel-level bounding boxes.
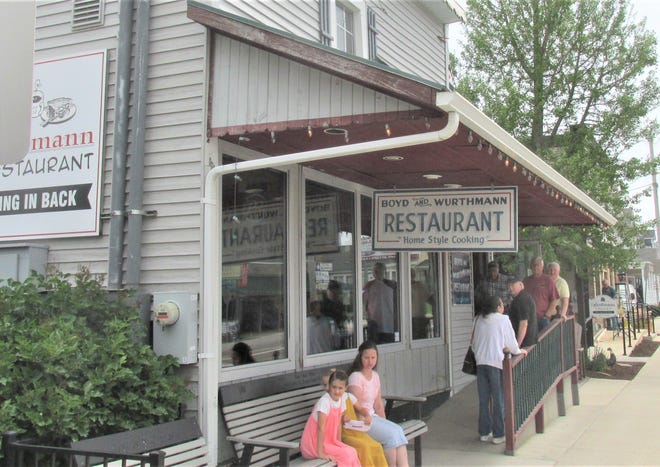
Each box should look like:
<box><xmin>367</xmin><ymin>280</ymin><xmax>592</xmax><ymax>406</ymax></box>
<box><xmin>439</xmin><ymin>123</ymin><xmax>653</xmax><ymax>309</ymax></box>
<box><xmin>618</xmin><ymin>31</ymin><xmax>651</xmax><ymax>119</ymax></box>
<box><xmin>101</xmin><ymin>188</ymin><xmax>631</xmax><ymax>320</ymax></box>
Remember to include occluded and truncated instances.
<box><xmin>223</xmin><ymin>385</ymin><xmax>427</xmax><ymax>467</ymax></box>
<box><xmin>71</xmin><ymin>418</ymin><xmax>208</xmax><ymax>466</ymax></box>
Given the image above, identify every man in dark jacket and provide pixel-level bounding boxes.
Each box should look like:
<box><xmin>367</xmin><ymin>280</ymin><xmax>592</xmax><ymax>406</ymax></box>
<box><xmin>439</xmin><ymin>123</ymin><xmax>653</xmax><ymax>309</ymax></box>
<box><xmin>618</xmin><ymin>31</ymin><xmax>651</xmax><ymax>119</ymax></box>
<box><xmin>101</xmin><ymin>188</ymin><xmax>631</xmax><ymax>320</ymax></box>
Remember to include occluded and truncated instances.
<box><xmin>508</xmin><ymin>277</ymin><xmax>538</xmax><ymax>348</ymax></box>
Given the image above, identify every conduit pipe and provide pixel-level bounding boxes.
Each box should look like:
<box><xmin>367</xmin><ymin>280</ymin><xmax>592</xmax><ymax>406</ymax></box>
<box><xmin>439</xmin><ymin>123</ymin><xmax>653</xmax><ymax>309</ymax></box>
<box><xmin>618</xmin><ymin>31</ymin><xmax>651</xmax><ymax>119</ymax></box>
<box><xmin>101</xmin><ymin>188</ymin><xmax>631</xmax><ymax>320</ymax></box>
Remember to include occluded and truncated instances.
<box><xmin>125</xmin><ymin>0</ymin><xmax>150</xmax><ymax>288</ymax></box>
<box><xmin>107</xmin><ymin>0</ymin><xmax>134</xmax><ymax>290</ymax></box>
<box><xmin>199</xmin><ymin>110</ymin><xmax>459</xmax><ymax>465</ymax></box>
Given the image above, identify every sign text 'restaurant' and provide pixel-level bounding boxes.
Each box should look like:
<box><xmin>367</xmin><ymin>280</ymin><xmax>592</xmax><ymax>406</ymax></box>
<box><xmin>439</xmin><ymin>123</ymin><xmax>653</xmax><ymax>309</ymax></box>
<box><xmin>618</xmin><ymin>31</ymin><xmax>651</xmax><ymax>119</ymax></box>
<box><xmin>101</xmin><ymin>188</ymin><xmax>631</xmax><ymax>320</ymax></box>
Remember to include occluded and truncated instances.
<box><xmin>372</xmin><ymin>187</ymin><xmax>518</xmax><ymax>251</ymax></box>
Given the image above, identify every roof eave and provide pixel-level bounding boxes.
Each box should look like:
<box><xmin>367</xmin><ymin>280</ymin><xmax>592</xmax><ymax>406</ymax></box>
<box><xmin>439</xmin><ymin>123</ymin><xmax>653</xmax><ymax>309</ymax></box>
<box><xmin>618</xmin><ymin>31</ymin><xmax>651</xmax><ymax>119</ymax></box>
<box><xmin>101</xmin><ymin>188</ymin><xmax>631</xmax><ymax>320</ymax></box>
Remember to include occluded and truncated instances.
<box><xmin>436</xmin><ymin>92</ymin><xmax>617</xmax><ymax>226</ymax></box>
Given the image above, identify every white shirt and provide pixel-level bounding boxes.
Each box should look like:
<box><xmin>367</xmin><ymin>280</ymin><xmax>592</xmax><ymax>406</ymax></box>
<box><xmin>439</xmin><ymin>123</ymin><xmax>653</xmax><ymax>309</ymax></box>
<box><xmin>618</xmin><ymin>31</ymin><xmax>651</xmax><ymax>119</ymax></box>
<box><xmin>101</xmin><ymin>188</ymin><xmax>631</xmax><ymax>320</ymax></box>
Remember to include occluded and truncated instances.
<box><xmin>311</xmin><ymin>392</ymin><xmax>357</xmax><ymax>421</ymax></box>
<box><xmin>472</xmin><ymin>312</ymin><xmax>522</xmax><ymax>370</ymax></box>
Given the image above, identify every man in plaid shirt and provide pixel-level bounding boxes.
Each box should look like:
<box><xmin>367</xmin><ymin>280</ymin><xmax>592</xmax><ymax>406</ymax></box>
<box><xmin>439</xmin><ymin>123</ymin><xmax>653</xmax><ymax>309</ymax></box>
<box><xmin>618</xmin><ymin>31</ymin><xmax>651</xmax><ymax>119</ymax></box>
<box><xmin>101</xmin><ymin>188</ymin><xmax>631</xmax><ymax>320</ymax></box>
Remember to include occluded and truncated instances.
<box><xmin>476</xmin><ymin>261</ymin><xmax>512</xmax><ymax>313</ymax></box>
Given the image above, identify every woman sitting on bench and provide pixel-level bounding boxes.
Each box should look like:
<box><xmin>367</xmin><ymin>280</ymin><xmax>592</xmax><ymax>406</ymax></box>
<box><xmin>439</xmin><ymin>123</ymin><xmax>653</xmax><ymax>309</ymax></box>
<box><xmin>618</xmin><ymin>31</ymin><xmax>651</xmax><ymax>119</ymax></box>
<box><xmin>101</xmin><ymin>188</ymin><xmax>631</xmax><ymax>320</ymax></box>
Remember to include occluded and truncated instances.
<box><xmin>347</xmin><ymin>341</ymin><xmax>409</xmax><ymax>467</ymax></box>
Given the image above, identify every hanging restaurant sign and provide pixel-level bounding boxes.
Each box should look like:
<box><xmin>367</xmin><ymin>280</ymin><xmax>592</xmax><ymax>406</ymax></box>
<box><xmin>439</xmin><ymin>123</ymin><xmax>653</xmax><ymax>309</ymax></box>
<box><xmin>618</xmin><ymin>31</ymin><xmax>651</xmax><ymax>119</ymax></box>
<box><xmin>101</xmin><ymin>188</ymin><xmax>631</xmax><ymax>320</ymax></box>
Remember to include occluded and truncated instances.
<box><xmin>372</xmin><ymin>187</ymin><xmax>518</xmax><ymax>252</ymax></box>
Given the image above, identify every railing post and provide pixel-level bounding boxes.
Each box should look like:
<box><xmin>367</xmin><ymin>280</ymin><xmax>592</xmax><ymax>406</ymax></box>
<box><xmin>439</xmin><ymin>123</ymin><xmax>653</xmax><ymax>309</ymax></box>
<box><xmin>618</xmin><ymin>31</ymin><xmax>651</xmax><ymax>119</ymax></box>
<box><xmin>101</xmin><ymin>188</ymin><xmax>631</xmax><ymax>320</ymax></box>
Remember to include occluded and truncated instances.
<box><xmin>559</xmin><ymin>318</ymin><xmax>565</xmax><ymax>374</ymax></box>
<box><xmin>502</xmin><ymin>354</ymin><xmax>515</xmax><ymax>455</ymax></box>
<box><xmin>535</xmin><ymin>406</ymin><xmax>545</xmax><ymax>434</ymax></box>
<box><xmin>2</xmin><ymin>431</ymin><xmax>18</xmax><ymax>467</ymax></box>
<box><xmin>149</xmin><ymin>451</ymin><xmax>165</xmax><ymax>466</ymax></box>
<box><xmin>556</xmin><ymin>378</ymin><xmax>566</xmax><ymax>416</ymax></box>
<box><xmin>571</xmin><ymin>369</ymin><xmax>580</xmax><ymax>406</ymax></box>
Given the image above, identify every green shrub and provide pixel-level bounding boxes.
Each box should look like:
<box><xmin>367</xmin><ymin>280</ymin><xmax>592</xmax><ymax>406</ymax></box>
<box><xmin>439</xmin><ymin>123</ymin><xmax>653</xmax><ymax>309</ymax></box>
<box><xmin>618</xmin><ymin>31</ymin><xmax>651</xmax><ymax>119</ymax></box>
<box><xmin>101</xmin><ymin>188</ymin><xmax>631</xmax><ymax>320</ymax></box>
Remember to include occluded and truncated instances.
<box><xmin>585</xmin><ymin>347</ymin><xmax>608</xmax><ymax>372</ymax></box>
<box><xmin>0</xmin><ymin>270</ymin><xmax>191</xmax><ymax>446</ymax></box>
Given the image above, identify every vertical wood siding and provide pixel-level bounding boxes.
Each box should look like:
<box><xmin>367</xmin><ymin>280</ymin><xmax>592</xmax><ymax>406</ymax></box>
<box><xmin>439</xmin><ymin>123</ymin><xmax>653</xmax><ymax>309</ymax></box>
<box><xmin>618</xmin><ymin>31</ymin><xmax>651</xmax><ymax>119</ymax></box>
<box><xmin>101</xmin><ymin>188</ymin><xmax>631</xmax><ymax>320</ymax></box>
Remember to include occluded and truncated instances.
<box><xmin>211</xmin><ymin>36</ymin><xmax>420</xmax><ymax>129</ymax></box>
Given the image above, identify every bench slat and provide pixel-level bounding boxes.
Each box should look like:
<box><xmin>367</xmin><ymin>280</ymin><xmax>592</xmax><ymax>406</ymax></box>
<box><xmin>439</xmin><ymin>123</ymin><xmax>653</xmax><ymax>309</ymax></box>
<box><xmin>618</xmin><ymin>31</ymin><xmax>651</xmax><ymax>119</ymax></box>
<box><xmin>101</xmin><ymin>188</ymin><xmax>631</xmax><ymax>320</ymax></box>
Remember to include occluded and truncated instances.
<box><xmin>161</xmin><ymin>437</ymin><xmax>208</xmax><ymax>466</ymax></box>
<box><xmin>161</xmin><ymin>437</ymin><xmax>207</xmax><ymax>456</ymax></box>
<box><xmin>224</xmin><ymin>386</ymin><xmax>320</xmax><ymax>415</ymax></box>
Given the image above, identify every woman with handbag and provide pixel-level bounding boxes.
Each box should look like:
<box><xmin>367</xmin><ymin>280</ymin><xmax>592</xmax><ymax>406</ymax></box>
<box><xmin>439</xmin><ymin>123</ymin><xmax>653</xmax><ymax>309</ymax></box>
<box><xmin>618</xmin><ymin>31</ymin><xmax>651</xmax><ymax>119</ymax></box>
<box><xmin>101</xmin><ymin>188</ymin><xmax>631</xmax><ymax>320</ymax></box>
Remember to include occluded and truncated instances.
<box><xmin>472</xmin><ymin>294</ymin><xmax>527</xmax><ymax>445</ymax></box>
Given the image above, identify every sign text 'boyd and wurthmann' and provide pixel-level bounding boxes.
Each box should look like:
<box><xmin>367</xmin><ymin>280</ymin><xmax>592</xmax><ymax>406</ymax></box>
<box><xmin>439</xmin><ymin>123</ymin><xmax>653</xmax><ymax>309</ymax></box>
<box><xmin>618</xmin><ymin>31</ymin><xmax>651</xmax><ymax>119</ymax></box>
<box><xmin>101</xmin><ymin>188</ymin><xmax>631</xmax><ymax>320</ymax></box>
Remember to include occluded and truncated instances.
<box><xmin>373</xmin><ymin>187</ymin><xmax>518</xmax><ymax>251</ymax></box>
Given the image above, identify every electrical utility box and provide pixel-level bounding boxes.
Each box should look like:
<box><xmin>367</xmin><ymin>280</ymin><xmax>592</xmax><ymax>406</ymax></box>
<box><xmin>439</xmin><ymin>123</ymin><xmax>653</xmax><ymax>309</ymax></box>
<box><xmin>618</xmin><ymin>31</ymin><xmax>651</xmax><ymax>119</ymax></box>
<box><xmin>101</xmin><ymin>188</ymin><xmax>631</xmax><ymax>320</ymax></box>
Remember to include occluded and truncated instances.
<box><xmin>151</xmin><ymin>292</ymin><xmax>198</xmax><ymax>365</ymax></box>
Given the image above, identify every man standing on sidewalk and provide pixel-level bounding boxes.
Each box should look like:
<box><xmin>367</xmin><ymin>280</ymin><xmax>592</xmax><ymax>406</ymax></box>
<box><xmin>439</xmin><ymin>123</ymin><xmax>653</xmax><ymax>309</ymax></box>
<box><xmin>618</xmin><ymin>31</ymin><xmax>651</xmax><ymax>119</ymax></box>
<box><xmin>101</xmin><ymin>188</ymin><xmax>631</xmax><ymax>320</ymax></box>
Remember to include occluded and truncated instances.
<box><xmin>547</xmin><ymin>262</ymin><xmax>570</xmax><ymax>318</ymax></box>
<box><xmin>523</xmin><ymin>257</ymin><xmax>559</xmax><ymax>332</ymax></box>
<box><xmin>508</xmin><ymin>277</ymin><xmax>538</xmax><ymax>347</ymax></box>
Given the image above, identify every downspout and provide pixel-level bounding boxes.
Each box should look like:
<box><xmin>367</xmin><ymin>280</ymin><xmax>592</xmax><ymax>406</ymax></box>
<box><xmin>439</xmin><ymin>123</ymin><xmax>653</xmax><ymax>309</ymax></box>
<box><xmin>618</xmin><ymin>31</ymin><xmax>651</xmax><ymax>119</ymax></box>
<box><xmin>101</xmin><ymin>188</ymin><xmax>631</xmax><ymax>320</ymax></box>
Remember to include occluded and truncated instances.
<box><xmin>125</xmin><ymin>0</ymin><xmax>150</xmax><ymax>289</ymax></box>
<box><xmin>107</xmin><ymin>0</ymin><xmax>134</xmax><ymax>290</ymax></box>
<box><xmin>200</xmin><ymin>110</ymin><xmax>459</xmax><ymax>465</ymax></box>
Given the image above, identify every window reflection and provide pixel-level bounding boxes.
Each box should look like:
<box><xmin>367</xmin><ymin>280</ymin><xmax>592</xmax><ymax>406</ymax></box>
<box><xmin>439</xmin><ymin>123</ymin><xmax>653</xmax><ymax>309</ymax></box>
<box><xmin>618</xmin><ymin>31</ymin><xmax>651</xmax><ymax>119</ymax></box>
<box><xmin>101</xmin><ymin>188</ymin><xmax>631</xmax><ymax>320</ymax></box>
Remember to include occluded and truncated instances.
<box><xmin>410</xmin><ymin>252</ymin><xmax>441</xmax><ymax>339</ymax></box>
<box><xmin>221</xmin><ymin>160</ymin><xmax>287</xmax><ymax>367</ymax></box>
<box><xmin>361</xmin><ymin>195</ymin><xmax>400</xmax><ymax>344</ymax></box>
<box><xmin>305</xmin><ymin>180</ymin><xmax>356</xmax><ymax>355</ymax></box>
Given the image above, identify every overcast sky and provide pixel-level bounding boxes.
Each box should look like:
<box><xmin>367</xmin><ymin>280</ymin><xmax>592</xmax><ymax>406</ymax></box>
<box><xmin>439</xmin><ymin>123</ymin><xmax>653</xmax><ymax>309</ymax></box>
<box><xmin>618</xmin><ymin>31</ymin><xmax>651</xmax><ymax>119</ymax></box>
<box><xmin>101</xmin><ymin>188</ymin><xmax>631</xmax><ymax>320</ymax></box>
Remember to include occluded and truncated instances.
<box><xmin>449</xmin><ymin>0</ymin><xmax>660</xmax><ymax>223</ymax></box>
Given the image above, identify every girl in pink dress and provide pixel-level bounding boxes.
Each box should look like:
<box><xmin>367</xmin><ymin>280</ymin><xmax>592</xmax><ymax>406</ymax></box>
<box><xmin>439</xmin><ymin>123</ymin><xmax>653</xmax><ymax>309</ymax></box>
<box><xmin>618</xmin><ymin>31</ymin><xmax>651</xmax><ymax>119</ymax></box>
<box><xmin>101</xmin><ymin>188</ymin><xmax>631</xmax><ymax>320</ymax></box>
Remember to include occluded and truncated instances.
<box><xmin>300</xmin><ymin>370</ymin><xmax>361</xmax><ymax>466</ymax></box>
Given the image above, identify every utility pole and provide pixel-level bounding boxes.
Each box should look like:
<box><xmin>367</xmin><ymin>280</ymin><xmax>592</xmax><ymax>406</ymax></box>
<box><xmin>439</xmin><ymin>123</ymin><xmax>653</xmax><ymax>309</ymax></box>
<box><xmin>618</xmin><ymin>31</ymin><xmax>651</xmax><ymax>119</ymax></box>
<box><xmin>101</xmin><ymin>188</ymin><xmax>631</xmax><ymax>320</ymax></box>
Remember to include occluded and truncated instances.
<box><xmin>649</xmin><ymin>136</ymin><xmax>660</xmax><ymax>249</ymax></box>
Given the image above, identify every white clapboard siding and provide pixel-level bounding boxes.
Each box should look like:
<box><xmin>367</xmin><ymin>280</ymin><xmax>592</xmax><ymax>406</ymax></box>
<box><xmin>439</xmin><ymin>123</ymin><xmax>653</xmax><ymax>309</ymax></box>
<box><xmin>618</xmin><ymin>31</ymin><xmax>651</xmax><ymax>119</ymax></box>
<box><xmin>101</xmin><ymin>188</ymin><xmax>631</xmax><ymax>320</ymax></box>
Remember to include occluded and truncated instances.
<box><xmin>374</xmin><ymin>0</ymin><xmax>448</xmax><ymax>85</ymax></box>
<box><xmin>207</xmin><ymin>0</ymin><xmax>321</xmax><ymax>42</ymax></box>
<box><xmin>211</xmin><ymin>36</ymin><xmax>420</xmax><ymax>130</ymax></box>
<box><xmin>378</xmin><ymin>345</ymin><xmax>449</xmax><ymax>396</ymax></box>
<box><xmin>451</xmin><ymin>306</ymin><xmax>477</xmax><ymax>391</ymax></box>
<box><xmin>200</xmin><ymin>0</ymin><xmax>449</xmax><ymax>88</ymax></box>
<box><xmin>31</xmin><ymin>0</ymin><xmax>207</xmax><ymax>295</ymax></box>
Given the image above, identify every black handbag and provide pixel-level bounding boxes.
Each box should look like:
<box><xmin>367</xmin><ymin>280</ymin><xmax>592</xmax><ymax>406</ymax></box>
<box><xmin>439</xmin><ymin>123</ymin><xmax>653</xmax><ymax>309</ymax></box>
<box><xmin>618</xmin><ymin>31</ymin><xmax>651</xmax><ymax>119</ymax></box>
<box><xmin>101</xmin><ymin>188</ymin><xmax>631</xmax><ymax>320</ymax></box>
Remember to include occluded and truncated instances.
<box><xmin>462</xmin><ymin>346</ymin><xmax>477</xmax><ymax>375</ymax></box>
<box><xmin>461</xmin><ymin>317</ymin><xmax>478</xmax><ymax>375</ymax></box>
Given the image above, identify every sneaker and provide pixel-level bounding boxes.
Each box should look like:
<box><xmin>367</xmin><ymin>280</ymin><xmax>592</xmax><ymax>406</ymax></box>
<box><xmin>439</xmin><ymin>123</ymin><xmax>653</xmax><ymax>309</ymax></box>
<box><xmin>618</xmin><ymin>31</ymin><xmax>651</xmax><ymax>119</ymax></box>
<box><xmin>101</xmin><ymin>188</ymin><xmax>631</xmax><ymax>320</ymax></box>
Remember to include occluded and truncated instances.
<box><xmin>492</xmin><ymin>436</ymin><xmax>505</xmax><ymax>445</ymax></box>
<box><xmin>479</xmin><ymin>433</ymin><xmax>492</xmax><ymax>442</ymax></box>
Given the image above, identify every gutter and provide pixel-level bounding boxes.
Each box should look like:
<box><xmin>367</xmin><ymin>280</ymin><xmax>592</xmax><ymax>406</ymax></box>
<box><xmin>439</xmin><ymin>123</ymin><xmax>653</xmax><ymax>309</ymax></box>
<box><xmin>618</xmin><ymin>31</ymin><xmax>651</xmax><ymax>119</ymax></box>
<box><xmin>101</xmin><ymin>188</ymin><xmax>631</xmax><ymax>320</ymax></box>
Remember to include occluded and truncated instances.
<box><xmin>199</xmin><ymin>111</ymin><xmax>459</xmax><ymax>465</ymax></box>
<box><xmin>436</xmin><ymin>92</ymin><xmax>617</xmax><ymax>226</ymax></box>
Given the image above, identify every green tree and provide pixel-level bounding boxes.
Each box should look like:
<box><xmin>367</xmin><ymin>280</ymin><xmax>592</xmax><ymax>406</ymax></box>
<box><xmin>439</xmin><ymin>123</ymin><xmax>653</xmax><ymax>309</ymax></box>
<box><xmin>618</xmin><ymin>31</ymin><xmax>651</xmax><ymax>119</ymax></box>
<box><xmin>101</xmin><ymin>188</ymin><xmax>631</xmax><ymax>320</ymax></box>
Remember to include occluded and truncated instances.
<box><xmin>0</xmin><ymin>270</ymin><xmax>191</xmax><ymax>447</ymax></box>
<box><xmin>455</xmin><ymin>0</ymin><xmax>659</xmax><ymax>274</ymax></box>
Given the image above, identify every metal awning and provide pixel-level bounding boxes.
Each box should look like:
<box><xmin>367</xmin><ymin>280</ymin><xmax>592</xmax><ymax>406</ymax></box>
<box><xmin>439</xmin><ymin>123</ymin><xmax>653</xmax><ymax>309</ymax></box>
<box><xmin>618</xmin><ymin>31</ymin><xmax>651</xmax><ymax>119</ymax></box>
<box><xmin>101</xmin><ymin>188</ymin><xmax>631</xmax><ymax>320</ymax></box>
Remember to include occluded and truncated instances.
<box><xmin>188</xmin><ymin>0</ymin><xmax>615</xmax><ymax>227</ymax></box>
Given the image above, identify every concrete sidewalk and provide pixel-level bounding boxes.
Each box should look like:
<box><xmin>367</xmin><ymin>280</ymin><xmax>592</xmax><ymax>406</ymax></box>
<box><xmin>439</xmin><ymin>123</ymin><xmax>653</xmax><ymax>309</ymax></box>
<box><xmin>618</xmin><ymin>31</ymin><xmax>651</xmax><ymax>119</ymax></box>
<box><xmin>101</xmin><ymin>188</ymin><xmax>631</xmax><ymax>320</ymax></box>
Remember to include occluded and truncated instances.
<box><xmin>415</xmin><ymin>328</ymin><xmax>659</xmax><ymax>465</ymax></box>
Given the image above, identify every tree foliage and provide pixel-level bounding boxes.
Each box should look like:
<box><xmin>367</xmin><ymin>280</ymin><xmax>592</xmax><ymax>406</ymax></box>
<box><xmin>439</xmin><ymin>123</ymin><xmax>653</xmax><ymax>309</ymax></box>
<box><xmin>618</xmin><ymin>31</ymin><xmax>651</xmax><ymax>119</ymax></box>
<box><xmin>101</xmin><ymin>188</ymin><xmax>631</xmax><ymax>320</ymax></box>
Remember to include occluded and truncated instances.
<box><xmin>0</xmin><ymin>270</ymin><xmax>191</xmax><ymax>447</ymax></box>
<box><xmin>455</xmin><ymin>0</ymin><xmax>659</xmax><ymax>274</ymax></box>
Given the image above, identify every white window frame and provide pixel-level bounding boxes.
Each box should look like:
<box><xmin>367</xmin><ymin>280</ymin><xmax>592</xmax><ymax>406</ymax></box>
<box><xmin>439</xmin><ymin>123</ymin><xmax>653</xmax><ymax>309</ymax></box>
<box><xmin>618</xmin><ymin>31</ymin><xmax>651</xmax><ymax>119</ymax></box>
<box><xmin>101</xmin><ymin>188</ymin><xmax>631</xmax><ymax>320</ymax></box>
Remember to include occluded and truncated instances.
<box><xmin>217</xmin><ymin>141</ymin><xmax>298</xmax><ymax>383</ymax></box>
<box><xmin>301</xmin><ymin>167</ymin><xmax>376</xmax><ymax>366</ymax></box>
<box><xmin>328</xmin><ymin>0</ymin><xmax>368</xmax><ymax>58</ymax></box>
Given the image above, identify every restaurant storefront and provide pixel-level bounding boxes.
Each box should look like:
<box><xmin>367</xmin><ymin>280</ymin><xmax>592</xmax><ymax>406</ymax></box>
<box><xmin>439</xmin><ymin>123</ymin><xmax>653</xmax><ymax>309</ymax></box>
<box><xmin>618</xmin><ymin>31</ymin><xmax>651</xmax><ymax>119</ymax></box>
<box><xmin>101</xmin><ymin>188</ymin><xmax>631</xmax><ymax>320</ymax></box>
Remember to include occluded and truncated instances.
<box><xmin>187</xmin><ymin>3</ymin><xmax>616</xmax><ymax>462</ymax></box>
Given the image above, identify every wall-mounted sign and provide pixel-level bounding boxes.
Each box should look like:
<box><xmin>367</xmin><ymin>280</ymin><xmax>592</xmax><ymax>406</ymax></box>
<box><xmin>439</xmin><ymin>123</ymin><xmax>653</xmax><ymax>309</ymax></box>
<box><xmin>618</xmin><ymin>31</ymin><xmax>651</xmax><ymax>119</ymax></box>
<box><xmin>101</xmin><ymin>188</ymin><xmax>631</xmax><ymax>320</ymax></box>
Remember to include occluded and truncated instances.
<box><xmin>0</xmin><ymin>50</ymin><xmax>107</xmax><ymax>240</ymax></box>
<box><xmin>372</xmin><ymin>187</ymin><xmax>518</xmax><ymax>251</ymax></box>
<box><xmin>588</xmin><ymin>295</ymin><xmax>618</xmax><ymax>319</ymax></box>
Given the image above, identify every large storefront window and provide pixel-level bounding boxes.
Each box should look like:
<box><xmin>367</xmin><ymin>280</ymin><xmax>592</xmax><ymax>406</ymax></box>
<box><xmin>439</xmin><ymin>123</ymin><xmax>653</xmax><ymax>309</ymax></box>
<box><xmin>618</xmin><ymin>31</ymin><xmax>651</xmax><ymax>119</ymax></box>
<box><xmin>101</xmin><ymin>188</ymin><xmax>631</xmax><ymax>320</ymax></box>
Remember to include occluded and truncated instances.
<box><xmin>410</xmin><ymin>252</ymin><xmax>441</xmax><ymax>340</ymax></box>
<box><xmin>361</xmin><ymin>195</ymin><xmax>400</xmax><ymax>344</ymax></box>
<box><xmin>220</xmin><ymin>161</ymin><xmax>287</xmax><ymax>367</ymax></box>
<box><xmin>305</xmin><ymin>180</ymin><xmax>356</xmax><ymax>355</ymax></box>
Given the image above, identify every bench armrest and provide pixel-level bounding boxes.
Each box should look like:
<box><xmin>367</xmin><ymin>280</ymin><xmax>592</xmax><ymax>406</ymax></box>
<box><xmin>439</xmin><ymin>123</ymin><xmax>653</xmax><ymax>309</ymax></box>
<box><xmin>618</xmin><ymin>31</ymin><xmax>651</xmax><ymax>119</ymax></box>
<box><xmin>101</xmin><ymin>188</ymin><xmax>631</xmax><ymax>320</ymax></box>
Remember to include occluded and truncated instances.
<box><xmin>382</xmin><ymin>394</ymin><xmax>427</xmax><ymax>419</ymax></box>
<box><xmin>227</xmin><ymin>435</ymin><xmax>299</xmax><ymax>466</ymax></box>
<box><xmin>382</xmin><ymin>394</ymin><xmax>427</xmax><ymax>403</ymax></box>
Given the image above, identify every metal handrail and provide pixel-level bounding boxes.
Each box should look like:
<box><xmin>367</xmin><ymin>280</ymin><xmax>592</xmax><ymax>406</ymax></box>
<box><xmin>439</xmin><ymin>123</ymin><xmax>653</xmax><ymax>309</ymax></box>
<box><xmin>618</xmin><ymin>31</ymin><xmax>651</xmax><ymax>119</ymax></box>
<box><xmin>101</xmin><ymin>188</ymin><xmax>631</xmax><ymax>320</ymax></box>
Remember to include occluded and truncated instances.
<box><xmin>2</xmin><ymin>431</ymin><xmax>164</xmax><ymax>467</ymax></box>
<box><xmin>502</xmin><ymin>316</ymin><xmax>579</xmax><ymax>455</ymax></box>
